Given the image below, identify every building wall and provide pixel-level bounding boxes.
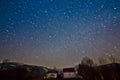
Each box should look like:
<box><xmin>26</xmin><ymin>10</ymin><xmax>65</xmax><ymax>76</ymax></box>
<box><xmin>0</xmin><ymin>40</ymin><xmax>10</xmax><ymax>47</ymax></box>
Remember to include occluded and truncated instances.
<box><xmin>63</xmin><ymin>72</ymin><xmax>76</xmax><ymax>78</ymax></box>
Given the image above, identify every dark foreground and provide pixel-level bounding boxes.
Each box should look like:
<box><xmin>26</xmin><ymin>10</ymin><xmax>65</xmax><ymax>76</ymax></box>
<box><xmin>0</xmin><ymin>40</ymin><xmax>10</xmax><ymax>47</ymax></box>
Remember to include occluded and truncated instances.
<box><xmin>0</xmin><ymin>62</ymin><xmax>120</xmax><ymax>80</ymax></box>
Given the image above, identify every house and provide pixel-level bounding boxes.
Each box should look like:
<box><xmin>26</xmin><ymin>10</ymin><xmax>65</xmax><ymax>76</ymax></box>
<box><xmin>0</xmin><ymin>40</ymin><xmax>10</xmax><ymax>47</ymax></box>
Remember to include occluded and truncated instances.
<box><xmin>63</xmin><ymin>67</ymin><xmax>77</xmax><ymax>79</ymax></box>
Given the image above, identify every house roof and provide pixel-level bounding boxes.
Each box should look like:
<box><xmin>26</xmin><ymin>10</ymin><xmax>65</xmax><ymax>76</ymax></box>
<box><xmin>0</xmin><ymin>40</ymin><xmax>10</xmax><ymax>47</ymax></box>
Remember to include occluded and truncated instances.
<box><xmin>63</xmin><ymin>68</ymin><xmax>75</xmax><ymax>72</ymax></box>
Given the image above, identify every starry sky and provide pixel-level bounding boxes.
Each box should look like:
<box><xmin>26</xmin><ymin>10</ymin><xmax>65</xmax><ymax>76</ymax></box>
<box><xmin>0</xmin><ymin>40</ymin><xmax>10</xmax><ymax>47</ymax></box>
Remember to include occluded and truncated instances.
<box><xmin>0</xmin><ymin>0</ymin><xmax>120</xmax><ymax>67</ymax></box>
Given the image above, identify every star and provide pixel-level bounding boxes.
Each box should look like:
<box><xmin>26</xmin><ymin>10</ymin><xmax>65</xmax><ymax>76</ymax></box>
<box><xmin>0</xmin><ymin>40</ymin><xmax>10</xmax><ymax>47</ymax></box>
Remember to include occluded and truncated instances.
<box><xmin>0</xmin><ymin>0</ymin><xmax>120</xmax><ymax>67</ymax></box>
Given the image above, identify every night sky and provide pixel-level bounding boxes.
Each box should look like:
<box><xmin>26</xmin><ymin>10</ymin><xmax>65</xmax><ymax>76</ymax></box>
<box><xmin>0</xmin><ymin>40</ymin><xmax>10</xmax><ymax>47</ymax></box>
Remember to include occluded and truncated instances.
<box><xmin>0</xmin><ymin>0</ymin><xmax>120</xmax><ymax>67</ymax></box>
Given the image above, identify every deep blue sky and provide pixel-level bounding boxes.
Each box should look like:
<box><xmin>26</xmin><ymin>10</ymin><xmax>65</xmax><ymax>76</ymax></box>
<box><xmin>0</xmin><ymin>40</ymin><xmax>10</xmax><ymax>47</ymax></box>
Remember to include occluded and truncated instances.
<box><xmin>0</xmin><ymin>0</ymin><xmax>120</xmax><ymax>67</ymax></box>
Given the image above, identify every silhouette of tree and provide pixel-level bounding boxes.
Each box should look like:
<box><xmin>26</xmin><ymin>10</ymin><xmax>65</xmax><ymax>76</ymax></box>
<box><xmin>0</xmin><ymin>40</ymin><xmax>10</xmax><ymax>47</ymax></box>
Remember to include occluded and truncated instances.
<box><xmin>2</xmin><ymin>59</ymin><xmax>10</xmax><ymax>63</ymax></box>
<box><xmin>98</xmin><ymin>57</ymin><xmax>107</xmax><ymax>65</ymax></box>
<box><xmin>81</xmin><ymin>56</ymin><xmax>94</xmax><ymax>67</ymax></box>
<box><xmin>106</xmin><ymin>54</ymin><xmax>116</xmax><ymax>63</ymax></box>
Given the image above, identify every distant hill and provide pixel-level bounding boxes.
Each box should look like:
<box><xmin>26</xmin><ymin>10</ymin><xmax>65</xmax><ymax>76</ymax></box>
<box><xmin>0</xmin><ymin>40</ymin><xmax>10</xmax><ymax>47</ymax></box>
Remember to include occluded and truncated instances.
<box><xmin>0</xmin><ymin>62</ymin><xmax>49</xmax><ymax>80</ymax></box>
<box><xmin>96</xmin><ymin>63</ymin><xmax>120</xmax><ymax>80</ymax></box>
<box><xmin>78</xmin><ymin>63</ymin><xmax>120</xmax><ymax>80</ymax></box>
